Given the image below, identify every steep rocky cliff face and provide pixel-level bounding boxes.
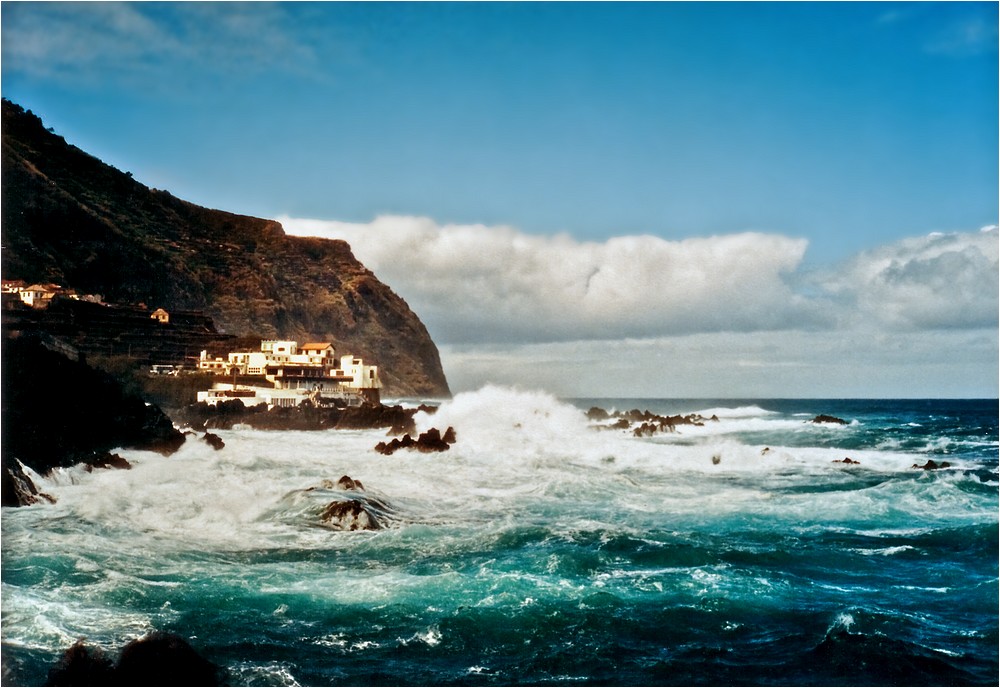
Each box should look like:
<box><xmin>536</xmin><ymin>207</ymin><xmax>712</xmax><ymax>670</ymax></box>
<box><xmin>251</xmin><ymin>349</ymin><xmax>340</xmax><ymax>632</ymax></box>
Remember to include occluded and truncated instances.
<box><xmin>1</xmin><ymin>99</ymin><xmax>450</xmax><ymax>397</ymax></box>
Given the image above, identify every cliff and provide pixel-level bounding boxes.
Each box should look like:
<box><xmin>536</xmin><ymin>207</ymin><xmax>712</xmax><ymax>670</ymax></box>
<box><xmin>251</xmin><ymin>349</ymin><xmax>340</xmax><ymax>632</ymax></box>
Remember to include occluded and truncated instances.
<box><xmin>1</xmin><ymin>99</ymin><xmax>450</xmax><ymax>397</ymax></box>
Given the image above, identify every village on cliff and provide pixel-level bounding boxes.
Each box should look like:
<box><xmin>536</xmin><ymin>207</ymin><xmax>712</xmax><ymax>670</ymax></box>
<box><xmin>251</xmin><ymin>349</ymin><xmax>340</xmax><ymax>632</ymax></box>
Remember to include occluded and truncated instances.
<box><xmin>2</xmin><ymin>279</ymin><xmax>382</xmax><ymax>408</ymax></box>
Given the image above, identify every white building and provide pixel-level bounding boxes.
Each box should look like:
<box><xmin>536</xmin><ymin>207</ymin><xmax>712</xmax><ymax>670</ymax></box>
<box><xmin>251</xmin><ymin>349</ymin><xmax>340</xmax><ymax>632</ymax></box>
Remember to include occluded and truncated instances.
<box><xmin>18</xmin><ymin>284</ymin><xmax>56</xmax><ymax>308</ymax></box>
<box><xmin>197</xmin><ymin>339</ymin><xmax>382</xmax><ymax>406</ymax></box>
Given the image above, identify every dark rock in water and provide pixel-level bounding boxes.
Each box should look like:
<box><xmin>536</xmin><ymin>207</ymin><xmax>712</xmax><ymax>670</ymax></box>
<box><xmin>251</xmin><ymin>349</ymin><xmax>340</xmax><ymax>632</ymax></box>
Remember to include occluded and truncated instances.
<box><xmin>1</xmin><ymin>459</ymin><xmax>56</xmax><ymax>507</ymax></box>
<box><xmin>86</xmin><ymin>453</ymin><xmax>132</xmax><ymax>471</ymax></box>
<box><xmin>415</xmin><ymin>427</ymin><xmax>451</xmax><ymax>452</ymax></box>
<box><xmin>599</xmin><ymin>408</ymin><xmax>711</xmax><ymax>435</ymax></box>
<box><xmin>46</xmin><ymin>632</ymin><xmax>223</xmax><ymax>687</ymax></box>
<box><xmin>320</xmin><ymin>500</ymin><xmax>382</xmax><ymax>531</ymax></box>
<box><xmin>374</xmin><ymin>426</ymin><xmax>457</xmax><ymax>455</ymax></box>
<box><xmin>833</xmin><ymin>457</ymin><xmax>861</xmax><ymax>465</ymax></box>
<box><xmin>375</xmin><ymin>434</ymin><xmax>415</xmax><ymax>455</ymax></box>
<box><xmin>633</xmin><ymin>422</ymin><xmax>658</xmax><ymax>438</ymax></box>
<box><xmin>116</xmin><ymin>631</ymin><xmax>223</xmax><ymax>686</ymax></box>
<box><xmin>316</xmin><ymin>475</ymin><xmax>390</xmax><ymax>531</ymax></box>
<box><xmin>912</xmin><ymin>459</ymin><xmax>951</xmax><ymax>470</ymax></box>
<box><xmin>46</xmin><ymin>639</ymin><xmax>115</xmax><ymax>686</ymax></box>
<box><xmin>201</xmin><ymin>432</ymin><xmax>225</xmax><ymax>451</ymax></box>
<box><xmin>335</xmin><ymin>475</ymin><xmax>364</xmax><ymax>491</ymax></box>
<box><xmin>586</xmin><ymin>407</ymin><xmax>611</xmax><ymax>421</ymax></box>
<box><xmin>812</xmin><ymin>414</ymin><xmax>848</xmax><ymax>425</ymax></box>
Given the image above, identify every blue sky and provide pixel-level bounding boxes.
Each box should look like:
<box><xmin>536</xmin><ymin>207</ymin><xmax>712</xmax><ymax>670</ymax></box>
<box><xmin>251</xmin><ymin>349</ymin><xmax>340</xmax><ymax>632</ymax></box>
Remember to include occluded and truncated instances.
<box><xmin>3</xmin><ymin>2</ymin><xmax>997</xmax><ymax>396</ymax></box>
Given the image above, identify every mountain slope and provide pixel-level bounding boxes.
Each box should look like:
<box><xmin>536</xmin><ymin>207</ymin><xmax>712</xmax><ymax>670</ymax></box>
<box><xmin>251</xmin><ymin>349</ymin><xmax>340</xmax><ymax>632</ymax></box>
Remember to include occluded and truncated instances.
<box><xmin>1</xmin><ymin>99</ymin><xmax>450</xmax><ymax>397</ymax></box>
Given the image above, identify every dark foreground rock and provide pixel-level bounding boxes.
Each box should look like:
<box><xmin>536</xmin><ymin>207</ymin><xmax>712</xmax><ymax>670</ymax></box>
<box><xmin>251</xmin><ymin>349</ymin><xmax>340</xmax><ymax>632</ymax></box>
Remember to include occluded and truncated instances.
<box><xmin>47</xmin><ymin>631</ymin><xmax>224</xmax><ymax>686</ymax></box>
<box><xmin>1</xmin><ymin>336</ymin><xmax>186</xmax><ymax>506</ymax></box>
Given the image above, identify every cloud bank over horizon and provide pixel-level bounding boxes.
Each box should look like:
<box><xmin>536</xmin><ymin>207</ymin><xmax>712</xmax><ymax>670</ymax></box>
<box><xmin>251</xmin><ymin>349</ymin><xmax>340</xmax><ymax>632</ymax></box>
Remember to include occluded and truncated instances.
<box><xmin>282</xmin><ymin>215</ymin><xmax>997</xmax><ymax>341</ymax></box>
<box><xmin>281</xmin><ymin>215</ymin><xmax>997</xmax><ymax>397</ymax></box>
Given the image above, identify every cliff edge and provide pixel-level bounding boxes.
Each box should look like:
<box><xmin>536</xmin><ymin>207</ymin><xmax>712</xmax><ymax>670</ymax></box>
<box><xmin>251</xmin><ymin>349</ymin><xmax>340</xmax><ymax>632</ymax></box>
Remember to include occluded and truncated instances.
<box><xmin>1</xmin><ymin>99</ymin><xmax>450</xmax><ymax>397</ymax></box>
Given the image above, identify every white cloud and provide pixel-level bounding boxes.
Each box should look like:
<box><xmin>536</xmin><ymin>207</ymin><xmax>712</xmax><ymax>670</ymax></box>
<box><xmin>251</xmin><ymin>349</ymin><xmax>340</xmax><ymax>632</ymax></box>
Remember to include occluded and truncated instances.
<box><xmin>819</xmin><ymin>227</ymin><xmax>998</xmax><ymax>331</ymax></box>
<box><xmin>1</xmin><ymin>3</ymin><xmax>323</xmax><ymax>88</ymax></box>
<box><xmin>280</xmin><ymin>215</ymin><xmax>814</xmax><ymax>343</ymax></box>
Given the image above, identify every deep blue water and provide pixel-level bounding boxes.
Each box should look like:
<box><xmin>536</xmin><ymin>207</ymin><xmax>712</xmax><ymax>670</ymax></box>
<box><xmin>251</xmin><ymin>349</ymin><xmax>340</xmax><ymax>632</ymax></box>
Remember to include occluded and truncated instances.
<box><xmin>2</xmin><ymin>391</ymin><xmax>997</xmax><ymax>685</ymax></box>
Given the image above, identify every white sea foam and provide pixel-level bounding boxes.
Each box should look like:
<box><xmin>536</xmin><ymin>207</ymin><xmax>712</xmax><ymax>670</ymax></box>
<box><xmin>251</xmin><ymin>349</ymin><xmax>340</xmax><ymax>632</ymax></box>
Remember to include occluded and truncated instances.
<box><xmin>20</xmin><ymin>385</ymin><xmax>988</xmax><ymax>554</ymax></box>
<box><xmin>693</xmin><ymin>405</ymin><xmax>777</xmax><ymax>419</ymax></box>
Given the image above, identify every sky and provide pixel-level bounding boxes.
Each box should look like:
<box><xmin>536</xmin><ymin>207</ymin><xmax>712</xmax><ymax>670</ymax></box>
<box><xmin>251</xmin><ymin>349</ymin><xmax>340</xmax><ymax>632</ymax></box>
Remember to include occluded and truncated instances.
<box><xmin>2</xmin><ymin>1</ymin><xmax>997</xmax><ymax>398</ymax></box>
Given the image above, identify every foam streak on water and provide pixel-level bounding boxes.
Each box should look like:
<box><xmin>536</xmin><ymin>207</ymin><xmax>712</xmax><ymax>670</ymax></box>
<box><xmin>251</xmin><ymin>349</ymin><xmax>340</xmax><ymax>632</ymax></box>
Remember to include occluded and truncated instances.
<box><xmin>2</xmin><ymin>389</ymin><xmax>997</xmax><ymax>686</ymax></box>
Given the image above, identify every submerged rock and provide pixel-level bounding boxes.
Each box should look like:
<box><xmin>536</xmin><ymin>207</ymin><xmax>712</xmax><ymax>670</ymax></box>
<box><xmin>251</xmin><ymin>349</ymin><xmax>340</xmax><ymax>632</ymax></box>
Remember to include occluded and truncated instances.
<box><xmin>833</xmin><ymin>457</ymin><xmax>861</xmax><ymax>465</ymax></box>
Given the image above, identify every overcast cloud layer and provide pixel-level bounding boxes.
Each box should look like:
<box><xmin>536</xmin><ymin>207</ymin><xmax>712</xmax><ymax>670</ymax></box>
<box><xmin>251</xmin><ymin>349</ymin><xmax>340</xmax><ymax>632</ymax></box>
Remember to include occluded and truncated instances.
<box><xmin>281</xmin><ymin>216</ymin><xmax>997</xmax><ymax>346</ymax></box>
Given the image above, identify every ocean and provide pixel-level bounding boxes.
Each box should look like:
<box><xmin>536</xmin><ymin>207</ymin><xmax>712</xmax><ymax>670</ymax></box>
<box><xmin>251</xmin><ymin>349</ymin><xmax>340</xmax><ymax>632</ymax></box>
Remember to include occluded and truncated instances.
<box><xmin>2</xmin><ymin>388</ymin><xmax>997</xmax><ymax>686</ymax></box>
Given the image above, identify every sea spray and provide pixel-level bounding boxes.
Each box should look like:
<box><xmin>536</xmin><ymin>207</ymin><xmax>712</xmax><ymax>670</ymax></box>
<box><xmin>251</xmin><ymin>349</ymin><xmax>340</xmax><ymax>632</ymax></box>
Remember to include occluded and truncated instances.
<box><xmin>2</xmin><ymin>390</ymin><xmax>996</xmax><ymax>685</ymax></box>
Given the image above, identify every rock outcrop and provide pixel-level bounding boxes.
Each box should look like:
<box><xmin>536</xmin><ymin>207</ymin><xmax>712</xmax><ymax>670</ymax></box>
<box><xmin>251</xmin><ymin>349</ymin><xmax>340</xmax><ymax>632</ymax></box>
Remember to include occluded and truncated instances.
<box><xmin>1</xmin><ymin>335</ymin><xmax>185</xmax><ymax>506</ymax></box>
<box><xmin>374</xmin><ymin>426</ymin><xmax>457</xmax><ymax>455</ymax></box>
<box><xmin>589</xmin><ymin>406</ymin><xmax>719</xmax><ymax>436</ymax></box>
<box><xmin>1</xmin><ymin>98</ymin><xmax>449</xmax><ymax>397</ymax></box>
<box><xmin>175</xmin><ymin>399</ymin><xmax>424</xmax><ymax>433</ymax></box>
<box><xmin>912</xmin><ymin>459</ymin><xmax>951</xmax><ymax>470</ymax></box>
<box><xmin>812</xmin><ymin>414</ymin><xmax>849</xmax><ymax>425</ymax></box>
<box><xmin>318</xmin><ymin>475</ymin><xmax>391</xmax><ymax>531</ymax></box>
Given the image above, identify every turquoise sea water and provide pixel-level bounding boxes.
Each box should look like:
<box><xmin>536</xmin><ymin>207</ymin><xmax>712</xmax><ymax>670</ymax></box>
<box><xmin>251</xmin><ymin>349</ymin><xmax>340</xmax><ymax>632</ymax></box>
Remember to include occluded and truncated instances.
<box><xmin>2</xmin><ymin>389</ymin><xmax>997</xmax><ymax>686</ymax></box>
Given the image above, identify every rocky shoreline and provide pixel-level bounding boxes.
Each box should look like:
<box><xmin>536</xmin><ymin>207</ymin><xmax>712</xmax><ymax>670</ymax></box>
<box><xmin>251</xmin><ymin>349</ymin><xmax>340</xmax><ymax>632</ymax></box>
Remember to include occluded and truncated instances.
<box><xmin>0</xmin><ymin>334</ymin><xmax>455</xmax><ymax>507</ymax></box>
<box><xmin>169</xmin><ymin>398</ymin><xmax>437</xmax><ymax>435</ymax></box>
<box><xmin>586</xmin><ymin>405</ymin><xmax>721</xmax><ymax>436</ymax></box>
<box><xmin>1</xmin><ymin>335</ymin><xmax>186</xmax><ymax>507</ymax></box>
